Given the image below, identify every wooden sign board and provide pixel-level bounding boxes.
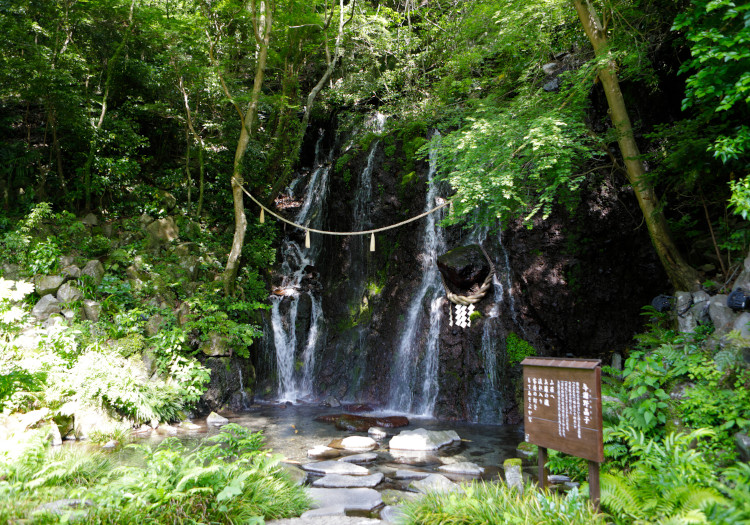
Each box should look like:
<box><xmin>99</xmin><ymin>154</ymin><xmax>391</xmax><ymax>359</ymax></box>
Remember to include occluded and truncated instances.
<box><xmin>521</xmin><ymin>357</ymin><xmax>603</xmax><ymax>463</ymax></box>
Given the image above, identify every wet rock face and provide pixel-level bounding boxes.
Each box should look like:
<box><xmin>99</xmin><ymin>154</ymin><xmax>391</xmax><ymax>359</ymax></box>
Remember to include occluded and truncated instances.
<box><xmin>437</xmin><ymin>244</ymin><xmax>490</xmax><ymax>291</ymax></box>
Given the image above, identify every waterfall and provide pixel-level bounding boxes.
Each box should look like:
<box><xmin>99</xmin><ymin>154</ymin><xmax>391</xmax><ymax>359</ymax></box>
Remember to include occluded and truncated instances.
<box><xmin>268</xmin><ymin>130</ymin><xmax>331</xmax><ymax>403</ymax></box>
<box><xmin>387</xmin><ymin>131</ymin><xmax>446</xmax><ymax>416</ymax></box>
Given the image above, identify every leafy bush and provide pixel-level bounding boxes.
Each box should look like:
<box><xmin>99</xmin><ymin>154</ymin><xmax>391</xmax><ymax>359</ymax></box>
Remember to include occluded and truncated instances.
<box><xmin>600</xmin><ymin>428</ymin><xmax>726</xmax><ymax>525</ymax></box>
<box><xmin>79</xmin><ymin>424</ymin><xmax>310</xmax><ymax>524</ymax></box>
<box><xmin>401</xmin><ymin>481</ymin><xmax>606</xmax><ymax>524</ymax></box>
<box><xmin>506</xmin><ymin>332</ymin><xmax>536</xmax><ymax>365</ymax></box>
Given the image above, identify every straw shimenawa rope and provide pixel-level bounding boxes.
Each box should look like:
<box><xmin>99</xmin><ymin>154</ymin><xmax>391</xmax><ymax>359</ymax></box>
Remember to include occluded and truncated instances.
<box><xmin>238</xmin><ymin>180</ymin><xmax>494</xmax><ymax>305</ymax></box>
<box><xmin>440</xmin><ymin>244</ymin><xmax>495</xmax><ymax>306</ymax></box>
<box><xmin>238</xmin><ymin>181</ymin><xmax>451</xmax><ymax>236</ymax></box>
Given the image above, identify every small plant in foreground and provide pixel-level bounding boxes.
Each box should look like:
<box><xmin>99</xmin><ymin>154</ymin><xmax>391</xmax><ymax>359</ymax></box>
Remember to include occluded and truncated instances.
<box><xmin>401</xmin><ymin>480</ymin><xmax>605</xmax><ymax>525</ymax></box>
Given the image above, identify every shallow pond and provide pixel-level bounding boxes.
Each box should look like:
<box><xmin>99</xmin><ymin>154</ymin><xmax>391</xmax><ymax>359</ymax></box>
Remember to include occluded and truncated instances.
<box><xmin>135</xmin><ymin>403</ymin><xmax>526</xmax><ymax>487</ymax></box>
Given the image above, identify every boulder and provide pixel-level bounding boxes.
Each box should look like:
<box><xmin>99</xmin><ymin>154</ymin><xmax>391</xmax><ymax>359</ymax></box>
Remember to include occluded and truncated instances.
<box><xmin>146</xmin><ymin>217</ymin><xmax>179</xmax><ymax>249</ymax></box>
<box><xmin>73</xmin><ymin>405</ymin><xmax>120</xmax><ymax>439</ymax></box>
<box><xmin>82</xmin><ymin>300</ymin><xmax>102</xmax><ymax>322</ymax></box>
<box><xmin>1</xmin><ymin>263</ymin><xmax>21</xmax><ymax>280</ymax></box>
<box><xmin>381</xmin><ymin>505</ymin><xmax>407</xmax><ymax>524</ymax></box>
<box><xmin>206</xmin><ymin>412</ymin><xmax>229</xmax><ymax>427</ymax></box>
<box><xmin>57</xmin><ymin>282</ymin><xmax>83</xmax><ymax>304</ymax></box>
<box><xmin>393</xmin><ymin>469</ymin><xmax>430</xmax><ymax>480</ymax></box>
<box><xmin>61</xmin><ymin>265</ymin><xmax>81</xmax><ymax>280</ymax></box>
<box><xmin>735</xmin><ymin>432</ymin><xmax>750</xmax><ymax>462</ymax></box>
<box><xmin>200</xmin><ymin>332</ymin><xmax>233</xmax><ymax>357</ymax></box>
<box><xmin>437</xmin><ymin>244</ymin><xmax>490</xmax><ymax>291</ymax></box>
<box><xmin>34</xmin><ymin>275</ymin><xmax>65</xmax><ymax>296</ymax></box>
<box><xmin>368</xmin><ymin>427</ymin><xmax>387</xmax><ymax>440</ymax></box>
<box><xmin>676</xmin><ymin>292</ymin><xmax>695</xmax><ymax>333</ymax></box>
<box><xmin>48</xmin><ymin>421</ymin><xmax>63</xmax><ymax>446</ymax></box>
<box><xmin>32</xmin><ymin>294</ymin><xmax>61</xmax><ymax>320</ymax></box>
<box><xmin>306</xmin><ymin>487</ymin><xmax>383</xmax><ymax>512</ymax></box>
<box><xmin>437</xmin><ymin>461</ymin><xmax>484</xmax><ymax>476</ymax></box>
<box><xmin>409</xmin><ymin>473</ymin><xmax>458</xmax><ymax>494</ymax></box>
<box><xmin>338</xmin><ymin>452</ymin><xmax>377</xmax><ymax>464</ymax></box>
<box><xmin>42</xmin><ymin>314</ymin><xmax>66</xmax><ymax>329</ymax></box>
<box><xmin>322</xmin><ymin>395</ymin><xmax>341</xmax><ymax>408</ymax></box>
<box><xmin>308</xmin><ymin>445</ymin><xmax>342</xmax><ymax>460</ymax></box>
<box><xmin>282</xmin><ymin>464</ymin><xmax>308</xmax><ymax>486</ymax></box>
<box><xmin>312</xmin><ymin>473</ymin><xmax>384</xmax><ymax>488</ymax></box>
<box><xmin>81</xmin><ymin>213</ymin><xmax>98</xmax><ymax>226</ymax></box>
<box><xmin>709</xmin><ymin>294</ymin><xmax>737</xmax><ymax>335</ymax></box>
<box><xmin>340</xmin><ymin>436</ymin><xmax>377</xmax><ymax>452</ymax></box>
<box><xmin>81</xmin><ymin>260</ymin><xmax>105</xmax><ymax>285</ymax></box>
<box><xmin>145</xmin><ymin>314</ymin><xmax>166</xmax><ymax>337</ymax></box>
<box><xmin>732</xmin><ymin>252</ymin><xmax>750</xmax><ymax>291</ymax></box>
<box><xmin>389</xmin><ymin>428</ymin><xmax>461</xmax><ymax>451</ymax></box>
<box><xmin>733</xmin><ymin>313</ymin><xmax>750</xmax><ymax>340</ymax></box>
<box><xmin>301</xmin><ymin>461</ymin><xmax>370</xmax><ymax>476</ymax></box>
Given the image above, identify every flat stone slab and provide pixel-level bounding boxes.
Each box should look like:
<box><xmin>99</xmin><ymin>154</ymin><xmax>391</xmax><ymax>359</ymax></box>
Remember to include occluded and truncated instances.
<box><xmin>313</xmin><ymin>472</ymin><xmax>384</xmax><ymax>488</ymax></box>
<box><xmin>341</xmin><ymin>435</ymin><xmax>378</xmax><ymax>451</ymax></box>
<box><xmin>302</xmin><ymin>460</ymin><xmax>370</xmax><ymax>476</ymax></box>
<box><xmin>308</xmin><ymin>445</ymin><xmax>342</xmax><ymax>459</ymax></box>
<box><xmin>548</xmin><ymin>474</ymin><xmax>571</xmax><ymax>483</ymax></box>
<box><xmin>306</xmin><ymin>487</ymin><xmax>383</xmax><ymax>512</ymax></box>
<box><xmin>409</xmin><ymin>473</ymin><xmax>460</xmax><ymax>494</ymax></box>
<box><xmin>393</xmin><ymin>469</ymin><xmax>430</xmax><ymax>480</ymax></box>
<box><xmin>437</xmin><ymin>461</ymin><xmax>484</xmax><ymax>476</ymax></box>
<box><xmin>389</xmin><ymin>428</ymin><xmax>460</xmax><ymax>451</ymax></box>
<box><xmin>339</xmin><ymin>452</ymin><xmax>377</xmax><ymax>464</ymax></box>
<box><xmin>269</xmin><ymin>517</ymin><xmax>383</xmax><ymax>525</ymax></box>
<box><xmin>301</xmin><ymin>506</ymin><xmax>347</xmax><ymax>518</ymax></box>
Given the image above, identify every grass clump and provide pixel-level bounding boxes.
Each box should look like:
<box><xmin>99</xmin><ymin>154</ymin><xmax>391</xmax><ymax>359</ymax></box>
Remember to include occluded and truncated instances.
<box><xmin>400</xmin><ymin>481</ymin><xmax>605</xmax><ymax>525</ymax></box>
<box><xmin>0</xmin><ymin>424</ymin><xmax>310</xmax><ymax>524</ymax></box>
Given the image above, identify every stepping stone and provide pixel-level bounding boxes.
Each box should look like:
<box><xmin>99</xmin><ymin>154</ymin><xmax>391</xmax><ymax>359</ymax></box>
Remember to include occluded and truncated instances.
<box><xmin>301</xmin><ymin>460</ymin><xmax>370</xmax><ymax>476</ymax></box>
<box><xmin>393</xmin><ymin>469</ymin><xmax>430</xmax><ymax>480</ymax></box>
<box><xmin>339</xmin><ymin>452</ymin><xmax>377</xmax><ymax>464</ymax></box>
<box><xmin>281</xmin><ymin>463</ymin><xmax>308</xmax><ymax>485</ymax></box>
<box><xmin>548</xmin><ymin>474</ymin><xmax>571</xmax><ymax>484</ymax></box>
<box><xmin>268</xmin><ymin>517</ymin><xmax>383</xmax><ymax>525</ymax></box>
<box><xmin>308</xmin><ymin>445</ymin><xmax>342</xmax><ymax>459</ymax></box>
<box><xmin>301</xmin><ymin>506</ymin><xmax>346</xmax><ymax>517</ymax></box>
<box><xmin>341</xmin><ymin>436</ymin><xmax>377</xmax><ymax>451</ymax></box>
<box><xmin>313</xmin><ymin>472</ymin><xmax>384</xmax><ymax>488</ymax></box>
<box><xmin>437</xmin><ymin>462</ymin><xmax>484</xmax><ymax>476</ymax></box>
<box><xmin>389</xmin><ymin>428</ymin><xmax>460</xmax><ymax>451</ymax></box>
<box><xmin>307</xmin><ymin>487</ymin><xmax>383</xmax><ymax>512</ymax></box>
<box><xmin>368</xmin><ymin>427</ymin><xmax>387</xmax><ymax>439</ymax></box>
<box><xmin>409</xmin><ymin>473</ymin><xmax>460</xmax><ymax>494</ymax></box>
<box><xmin>206</xmin><ymin>412</ymin><xmax>229</xmax><ymax>427</ymax></box>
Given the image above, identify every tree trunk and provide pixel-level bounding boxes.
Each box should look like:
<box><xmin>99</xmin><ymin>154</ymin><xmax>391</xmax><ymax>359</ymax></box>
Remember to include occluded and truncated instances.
<box><xmin>572</xmin><ymin>0</ymin><xmax>700</xmax><ymax>291</ymax></box>
<box><xmin>266</xmin><ymin>0</ymin><xmax>354</xmax><ymax>203</ymax></box>
<box><xmin>222</xmin><ymin>0</ymin><xmax>273</xmax><ymax>295</ymax></box>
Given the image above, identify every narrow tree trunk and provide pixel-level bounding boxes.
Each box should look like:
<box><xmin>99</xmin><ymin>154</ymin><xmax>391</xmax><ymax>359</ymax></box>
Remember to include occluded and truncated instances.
<box><xmin>572</xmin><ymin>0</ymin><xmax>700</xmax><ymax>291</ymax></box>
<box><xmin>266</xmin><ymin>0</ymin><xmax>354</xmax><ymax>202</ymax></box>
<box><xmin>222</xmin><ymin>0</ymin><xmax>273</xmax><ymax>295</ymax></box>
<box><xmin>82</xmin><ymin>0</ymin><xmax>136</xmax><ymax>211</ymax></box>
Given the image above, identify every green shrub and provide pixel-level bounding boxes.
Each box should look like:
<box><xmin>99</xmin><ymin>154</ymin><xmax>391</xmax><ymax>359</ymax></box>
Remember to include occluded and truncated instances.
<box><xmin>600</xmin><ymin>427</ymin><xmax>725</xmax><ymax>525</ymax></box>
<box><xmin>80</xmin><ymin>424</ymin><xmax>310</xmax><ymax>524</ymax></box>
<box><xmin>401</xmin><ymin>481</ymin><xmax>605</xmax><ymax>524</ymax></box>
<box><xmin>506</xmin><ymin>332</ymin><xmax>536</xmax><ymax>365</ymax></box>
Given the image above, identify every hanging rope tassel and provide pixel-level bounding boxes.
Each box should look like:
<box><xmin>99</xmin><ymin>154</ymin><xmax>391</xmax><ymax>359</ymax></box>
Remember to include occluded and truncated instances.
<box><xmin>305</xmin><ymin>229</ymin><xmax>311</xmax><ymax>249</ymax></box>
<box><xmin>370</xmin><ymin>233</ymin><xmax>376</xmax><ymax>252</ymax></box>
<box><xmin>260</xmin><ymin>208</ymin><xmax>265</xmax><ymax>224</ymax></box>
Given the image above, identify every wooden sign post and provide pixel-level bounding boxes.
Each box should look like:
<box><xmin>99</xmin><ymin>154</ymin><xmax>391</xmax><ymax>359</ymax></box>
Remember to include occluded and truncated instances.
<box><xmin>520</xmin><ymin>357</ymin><xmax>603</xmax><ymax>508</ymax></box>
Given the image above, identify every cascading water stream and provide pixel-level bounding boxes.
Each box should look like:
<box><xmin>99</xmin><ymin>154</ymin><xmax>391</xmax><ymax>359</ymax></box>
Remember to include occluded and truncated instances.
<box><xmin>387</xmin><ymin>131</ymin><xmax>446</xmax><ymax>416</ymax></box>
<box><xmin>269</xmin><ymin>130</ymin><xmax>331</xmax><ymax>403</ymax></box>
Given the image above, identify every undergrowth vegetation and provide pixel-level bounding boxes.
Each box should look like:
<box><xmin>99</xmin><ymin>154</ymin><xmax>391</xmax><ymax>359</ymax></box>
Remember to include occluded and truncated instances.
<box><xmin>0</xmin><ymin>424</ymin><xmax>309</xmax><ymax>524</ymax></box>
<box><xmin>401</xmin><ymin>481</ymin><xmax>606</xmax><ymax>525</ymax></box>
<box><xmin>543</xmin><ymin>308</ymin><xmax>750</xmax><ymax>524</ymax></box>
